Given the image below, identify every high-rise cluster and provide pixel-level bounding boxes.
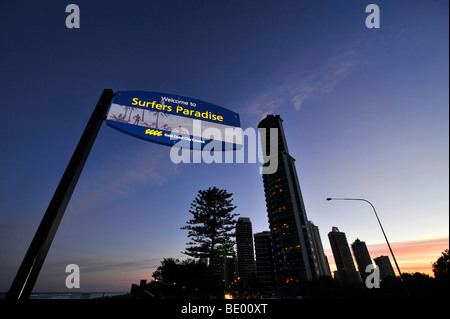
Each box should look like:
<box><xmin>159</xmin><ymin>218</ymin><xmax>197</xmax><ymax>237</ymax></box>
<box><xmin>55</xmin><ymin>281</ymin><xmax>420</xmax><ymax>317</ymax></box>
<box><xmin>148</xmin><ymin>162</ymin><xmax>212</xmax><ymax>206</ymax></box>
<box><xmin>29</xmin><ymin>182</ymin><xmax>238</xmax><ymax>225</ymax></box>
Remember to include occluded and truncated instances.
<box><xmin>229</xmin><ymin>115</ymin><xmax>396</xmax><ymax>297</ymax></box>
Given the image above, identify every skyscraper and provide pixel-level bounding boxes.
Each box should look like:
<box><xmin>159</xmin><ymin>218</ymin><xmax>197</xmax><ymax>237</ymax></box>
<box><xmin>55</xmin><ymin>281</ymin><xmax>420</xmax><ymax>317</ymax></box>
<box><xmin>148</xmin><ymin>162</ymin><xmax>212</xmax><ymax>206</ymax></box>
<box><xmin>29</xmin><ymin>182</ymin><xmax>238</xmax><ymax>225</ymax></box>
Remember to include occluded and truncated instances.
<box><xmin>258</xmin><ymin>115</ymin><xmax>319</xmax><ymax>297</ymax></box>
<box><xmin>308</xmin><ymin>221</ymin><xmax>332</xmax><ymax>277</ymax></box>
<box><xmin>328</xmin><ymin>227</ymin><xmax>361</xmax><ymax>285</ymax></box>
<box><xmin>236</xmin><ymin>217</ymin><xmax>255</xmax><ymax>289</ymax></box>
<box><xmin>374</xmin><ymin>255</ymin><xmax>396</xmax><ymax>280</ymax></box>
<box><xmin>351</xmin><ymin>238</ymin><xmax>373</xmax><ymax>281</ymax></box>
<box><xmin>214</xmin><ymin>256</ymin><xmax>236</xmax><ymax>288</ymax></box>
<box><xmin>254</xmin><ymin>231</ymin><xmax>275</xmax><ymax>294</ymax></box>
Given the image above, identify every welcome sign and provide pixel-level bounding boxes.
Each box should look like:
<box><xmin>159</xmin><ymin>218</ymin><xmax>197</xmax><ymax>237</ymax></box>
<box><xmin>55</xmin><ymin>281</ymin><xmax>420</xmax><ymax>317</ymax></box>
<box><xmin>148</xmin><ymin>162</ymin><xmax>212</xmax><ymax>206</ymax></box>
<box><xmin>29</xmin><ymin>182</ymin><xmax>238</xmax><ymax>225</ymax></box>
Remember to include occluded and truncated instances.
<box><xmin>106</xmin><ymin>91</ymin><xmax>242</xmax><ymax>150</ymax></box>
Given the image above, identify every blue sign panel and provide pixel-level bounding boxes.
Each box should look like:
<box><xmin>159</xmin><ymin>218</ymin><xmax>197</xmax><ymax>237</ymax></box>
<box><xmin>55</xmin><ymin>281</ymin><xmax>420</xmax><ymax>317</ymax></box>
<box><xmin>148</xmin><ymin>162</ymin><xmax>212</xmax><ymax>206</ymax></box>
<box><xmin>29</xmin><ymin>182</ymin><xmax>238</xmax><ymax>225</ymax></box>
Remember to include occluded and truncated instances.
<box><xmin>106</xmin><ymin>91</ymin><xmax>242</xmax><ymax>150</ymax></box>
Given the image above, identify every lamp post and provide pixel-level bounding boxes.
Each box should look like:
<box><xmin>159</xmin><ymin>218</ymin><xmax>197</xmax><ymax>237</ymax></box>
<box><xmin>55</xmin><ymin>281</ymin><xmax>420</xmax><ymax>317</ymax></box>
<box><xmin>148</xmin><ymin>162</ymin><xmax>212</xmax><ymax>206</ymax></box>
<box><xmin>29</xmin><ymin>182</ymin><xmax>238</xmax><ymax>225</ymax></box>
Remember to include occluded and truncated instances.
<box><xmin>326</xmin><ymin>197</ymin><xmax>409</xmax><ymax>297</ymax></box>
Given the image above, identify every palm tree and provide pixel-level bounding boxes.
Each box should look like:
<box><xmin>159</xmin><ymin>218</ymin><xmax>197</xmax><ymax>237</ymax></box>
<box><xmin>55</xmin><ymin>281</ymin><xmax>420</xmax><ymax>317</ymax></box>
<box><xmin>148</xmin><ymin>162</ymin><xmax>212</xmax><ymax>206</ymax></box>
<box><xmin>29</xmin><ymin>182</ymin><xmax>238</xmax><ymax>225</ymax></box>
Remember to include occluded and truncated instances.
<box><xmin>127</xmin><ymin>107</ymin><xmax>133</xmax><ymax>122</ymax></box>
<box><xmin>152</xmin><ymin>100</ymin><xmax>170</xmax><ymax>129</ymax></box>
<box><xmin>152</xmin><ymin>111</ymin><xmax>170</xmax><ymax>129</ymax></box>
<box><xmin>123</xmin><ymin>106</ymin><xmax>129</xmax><ymax>120</ymax></box>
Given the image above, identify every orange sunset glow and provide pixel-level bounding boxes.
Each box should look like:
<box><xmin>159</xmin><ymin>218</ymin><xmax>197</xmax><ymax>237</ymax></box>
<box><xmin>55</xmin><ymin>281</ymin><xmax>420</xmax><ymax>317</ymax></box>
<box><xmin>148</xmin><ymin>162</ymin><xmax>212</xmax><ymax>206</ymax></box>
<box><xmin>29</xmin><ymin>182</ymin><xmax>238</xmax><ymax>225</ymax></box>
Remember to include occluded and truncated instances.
<box><xmin>325</xmin><ymin>237</ymin><xmax>449</xmax><ymax>277</ymax></box>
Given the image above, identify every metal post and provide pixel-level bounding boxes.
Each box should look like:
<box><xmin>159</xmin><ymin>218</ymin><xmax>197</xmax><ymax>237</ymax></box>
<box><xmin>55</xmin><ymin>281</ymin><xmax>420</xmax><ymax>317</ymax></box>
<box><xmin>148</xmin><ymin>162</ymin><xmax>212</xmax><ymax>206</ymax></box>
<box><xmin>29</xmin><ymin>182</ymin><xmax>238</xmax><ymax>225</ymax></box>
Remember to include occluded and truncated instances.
<box><xmin>6</xmin><ymin>89</ymin><xmax>115</xmax><ymax>299</ymax></box>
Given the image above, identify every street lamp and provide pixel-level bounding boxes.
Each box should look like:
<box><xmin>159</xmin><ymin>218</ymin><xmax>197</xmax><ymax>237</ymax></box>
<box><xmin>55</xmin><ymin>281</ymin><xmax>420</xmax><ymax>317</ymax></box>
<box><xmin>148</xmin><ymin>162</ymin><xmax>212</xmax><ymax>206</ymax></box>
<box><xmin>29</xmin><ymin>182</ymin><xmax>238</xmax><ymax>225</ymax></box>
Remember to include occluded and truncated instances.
<box><xmin>326</xmin><ymin>197</ymin><xmax>409</xmax><ymax>297</ymax></box>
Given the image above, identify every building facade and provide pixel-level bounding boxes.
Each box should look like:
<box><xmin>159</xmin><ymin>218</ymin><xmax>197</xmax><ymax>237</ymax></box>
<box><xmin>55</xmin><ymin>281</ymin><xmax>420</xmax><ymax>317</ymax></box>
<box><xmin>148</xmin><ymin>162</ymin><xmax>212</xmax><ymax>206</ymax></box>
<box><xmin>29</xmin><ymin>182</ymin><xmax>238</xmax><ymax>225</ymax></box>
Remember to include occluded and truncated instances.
<box><xmin>213</xmin><ymin>256</ymin><xmax>236</xmax><ymax>289</ymax></box>
<box><xmin>254</xmin><ymin>231</ymin><xmax>275</xmax><ymax>294</ymax></box>
<box><xmin>258</xmin><ymin>115</ymin><xmax>319</xmax><ymax>297</ymax></box>
<box><xmin>236</xmin><ymin>217</ymin><xmax>255</xmax><ymax>290</ymax></box>
<box><xmin>374</xmin><ymin>255</ymin><xmax>396</xmax><ymax>280</ymax></box>
<box><xmin>328</xmin><ymin>227</ymin><xmax>361</xmax><ymax>285</ymax></box>
<box><xmin>351</xmin><ymin>238</ymin><xmax>373</xmax><ymax>281</ymax></box>
<box><xmin>308</xmin><ymin>221</ymin><xmax>332</xmax><ymax>277</ymax></box>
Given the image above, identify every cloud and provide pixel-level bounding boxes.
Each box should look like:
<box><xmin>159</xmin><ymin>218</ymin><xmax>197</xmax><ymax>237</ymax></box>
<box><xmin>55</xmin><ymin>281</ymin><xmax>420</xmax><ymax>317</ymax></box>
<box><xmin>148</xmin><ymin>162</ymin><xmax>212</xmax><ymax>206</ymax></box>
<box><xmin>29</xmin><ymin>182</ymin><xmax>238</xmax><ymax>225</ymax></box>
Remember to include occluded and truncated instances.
<box><xmin>68</xmin><ymin>147</ymin><xmax>179</xmax><ymax>215</ymax></box>
<box><xmin>242</xmin><ymin>43</ymin><xmax>363</xmax><ymax>121</ymax></box>
<box><xmin>30</xmin><ymin>255</ymin><xmax>166</xmax><ymax>291</ymax></box>
<box><xmin>366</xmin><ymin>237</ymin><xmax>449</xmax><ymax>275</ymax></box>
<box><xmin>325</xmin><ymin>237</ymin><xmax>449</xmax><ymax>277</ymax></box>
<box><xmin>40</xmin><ymin>258</ymin><xmax>160</xmax><ymax>278</ymax></box>
<box><xmin>289</xmin><ymin>54</ymin><xmax>357</xmax><ymax>110</ymax></box>
<box><xmin>243</xmin><ymin>90</ymin><xmax>285</xmax><ymax>122</ymax></box>
<box><xmin>78</xmin><ymin>258</ymin><xmax>161</xmax><ymax>274</ymax></box>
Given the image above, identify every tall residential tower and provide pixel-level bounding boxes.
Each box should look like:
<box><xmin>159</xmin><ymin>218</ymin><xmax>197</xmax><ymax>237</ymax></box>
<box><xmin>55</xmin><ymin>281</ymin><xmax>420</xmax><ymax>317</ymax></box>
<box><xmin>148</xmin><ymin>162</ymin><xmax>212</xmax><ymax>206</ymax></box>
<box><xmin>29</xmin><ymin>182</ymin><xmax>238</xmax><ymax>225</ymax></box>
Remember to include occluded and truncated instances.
<box><xmin>236</xmin><ymin>217</ymin><xmax>255</xmax><ymax>289</ymax></box>
<box><xmin>351</xmin><ymin>238</ymin><xmax>373</xmax><ymax>281</ymax></box>
<box><xmin>308</xmin><ymin>221</ymin><xmax>332</xmax><ymax>277</ymax></box>
<box><xmin>374</xmin><ymin>255</ymin><xmax>396</xmax><ymax>280</ymax></box>
<box><xmin>258</xmin><ymin>115</ymin><xmax>319</xmax><ymax>297</ymax></box>
<box><xmin>254</xmin><ymin>231</ymin><xmax>275</xmax><ymax>294</ymax></box>
<box><xmin>328</xmin><ymin>227</ymin><xmax>361</xmax><ymax>285</ymax></box>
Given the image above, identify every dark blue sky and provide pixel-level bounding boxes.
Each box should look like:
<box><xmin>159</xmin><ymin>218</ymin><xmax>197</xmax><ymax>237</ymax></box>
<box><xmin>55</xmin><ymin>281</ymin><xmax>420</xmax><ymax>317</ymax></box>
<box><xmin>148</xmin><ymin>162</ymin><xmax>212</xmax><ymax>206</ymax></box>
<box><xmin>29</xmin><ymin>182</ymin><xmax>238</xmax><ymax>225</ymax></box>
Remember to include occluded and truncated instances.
<box><xmin>0</xmin><ymin>1</ymin><xmax>448</xmax><ymax>292</ymax></box>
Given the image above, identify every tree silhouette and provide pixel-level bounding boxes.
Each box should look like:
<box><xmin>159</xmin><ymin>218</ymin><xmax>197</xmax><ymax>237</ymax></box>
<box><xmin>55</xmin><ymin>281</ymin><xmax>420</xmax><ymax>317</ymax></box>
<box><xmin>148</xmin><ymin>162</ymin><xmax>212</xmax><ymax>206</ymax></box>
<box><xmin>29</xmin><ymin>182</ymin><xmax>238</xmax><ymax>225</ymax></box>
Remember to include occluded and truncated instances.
<box><xmin>151</xmin><ymin>258</ymin><xmax>208</xmax><ymax>298</ymax></box>
<box><xmin>432</xmin><ymin>249</ymin><xmax>449</xmax><ymax>281</ymax></box>
<box><xmin>152</xmin><ymin>101</ymin><xmax>170</xmax><ymax>129</ymax></box>
<box><xmin>181</xmin><ymin>187</ymin><xmax>239</xmax><ymax>259</ymax></box>
<box><xmin>123</xmin><ymin>106</ymin><xmax>129</xmax><ymax>120</ymax></box>
<box><xmin>127</xmin><ymin>106</ymin><xmax>133</xmax><ymax>122</ymax></box>
<box><xmin>180</xmin><ymin>187</ymin><xmax>238</xmax><ymax>298</ymax></box>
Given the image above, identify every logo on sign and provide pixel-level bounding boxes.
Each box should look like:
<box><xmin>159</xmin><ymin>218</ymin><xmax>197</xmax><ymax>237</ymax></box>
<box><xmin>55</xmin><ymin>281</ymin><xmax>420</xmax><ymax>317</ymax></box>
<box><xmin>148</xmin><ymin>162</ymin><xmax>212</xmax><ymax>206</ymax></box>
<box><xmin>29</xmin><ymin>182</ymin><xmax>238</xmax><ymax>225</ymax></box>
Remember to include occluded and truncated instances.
<box><xmin>105</xmin><ymin>91</ymin><xmax>279</xmax><ymax>174</ymax></box>
<box><xmin>145</xmin><ymin>129</ymin><xmax>163</xmax><ymax>136</ymax></box>
<box><xmin>106</xmin><ymin>91</ymin><xmax>242</xmax><ymax>150</ymax></box>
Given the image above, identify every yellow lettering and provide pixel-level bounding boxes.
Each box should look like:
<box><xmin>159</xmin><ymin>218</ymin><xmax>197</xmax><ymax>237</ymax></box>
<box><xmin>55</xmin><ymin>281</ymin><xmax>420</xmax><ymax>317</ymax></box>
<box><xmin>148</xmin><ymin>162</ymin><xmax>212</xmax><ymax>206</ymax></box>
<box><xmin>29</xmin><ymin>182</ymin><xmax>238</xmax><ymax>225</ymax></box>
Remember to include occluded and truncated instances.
<box><xmin>155</xmin><ymin>104</ymin><xmax>162</xmax><ymax>110</ymax></box>
<box><xmin>132</xmin><ymin>98</ymin><xmax>139</xmax><ymax>105</ymax></box>
<box><xmin>166</xmin><ymin>104</ymin><xmax>223</xmax><ymax>122</ymax></box>
<box><xmin>145</xmin><ymin>129</ymin><xmax>163</xmax><ymax>136</ymax></box>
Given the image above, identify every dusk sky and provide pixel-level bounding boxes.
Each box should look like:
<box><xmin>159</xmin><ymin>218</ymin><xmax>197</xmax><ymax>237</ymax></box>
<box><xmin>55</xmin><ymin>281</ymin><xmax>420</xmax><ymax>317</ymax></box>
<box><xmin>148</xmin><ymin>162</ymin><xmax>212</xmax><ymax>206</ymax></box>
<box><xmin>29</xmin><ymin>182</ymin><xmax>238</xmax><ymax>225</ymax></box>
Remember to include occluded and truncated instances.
<box><xmin>0</xmin><ymin>1</ymin><xmax>448</xmax><ymax>292</ymax></box>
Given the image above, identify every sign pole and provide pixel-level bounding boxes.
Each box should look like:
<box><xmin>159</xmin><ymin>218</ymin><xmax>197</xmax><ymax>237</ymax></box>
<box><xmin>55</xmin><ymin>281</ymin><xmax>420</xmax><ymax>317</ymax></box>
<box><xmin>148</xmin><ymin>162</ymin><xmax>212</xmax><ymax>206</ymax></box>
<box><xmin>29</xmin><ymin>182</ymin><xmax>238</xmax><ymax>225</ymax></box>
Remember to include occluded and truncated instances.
<box><xmin>6</xmin><ymin>89</ymin><xmax>115</xmax><ymax>299</ymax></box>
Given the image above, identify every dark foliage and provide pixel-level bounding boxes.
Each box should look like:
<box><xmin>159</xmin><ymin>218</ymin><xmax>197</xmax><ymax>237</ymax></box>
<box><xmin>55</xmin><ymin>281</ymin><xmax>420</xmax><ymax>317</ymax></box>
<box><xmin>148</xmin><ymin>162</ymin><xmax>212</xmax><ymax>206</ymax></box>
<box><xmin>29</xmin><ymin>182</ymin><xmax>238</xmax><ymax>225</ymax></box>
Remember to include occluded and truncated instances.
<box><xmin>181</xmin><ymin>187</ymin><xmax>238</xmax><ymax>259</ymax></box>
